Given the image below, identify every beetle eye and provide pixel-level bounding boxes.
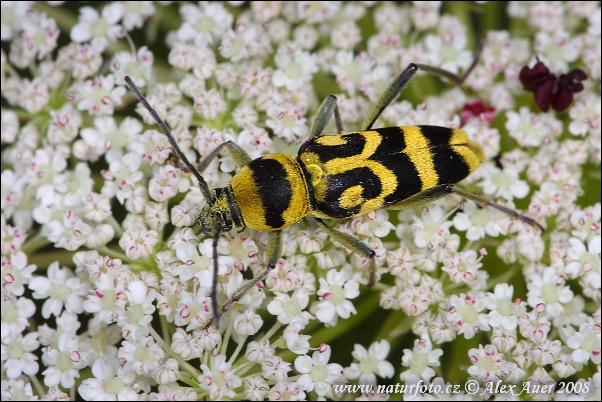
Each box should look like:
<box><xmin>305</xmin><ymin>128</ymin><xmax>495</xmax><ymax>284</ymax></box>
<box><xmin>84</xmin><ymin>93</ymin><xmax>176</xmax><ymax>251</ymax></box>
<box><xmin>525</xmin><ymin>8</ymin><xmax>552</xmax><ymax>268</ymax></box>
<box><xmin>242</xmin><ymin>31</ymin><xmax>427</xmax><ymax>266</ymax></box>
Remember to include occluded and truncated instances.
<box><xmin>220</xmin><ymin>212</ymin><xmax>232</xmax><ymax>232</ymax></box>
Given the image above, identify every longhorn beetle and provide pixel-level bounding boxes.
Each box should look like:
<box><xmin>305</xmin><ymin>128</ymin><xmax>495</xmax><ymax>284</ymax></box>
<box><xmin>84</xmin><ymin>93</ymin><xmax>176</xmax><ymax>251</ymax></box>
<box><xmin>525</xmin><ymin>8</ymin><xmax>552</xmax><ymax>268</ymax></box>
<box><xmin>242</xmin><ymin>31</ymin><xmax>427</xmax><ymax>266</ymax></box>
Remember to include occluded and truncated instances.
<box><xmin>125</xmin><ymin>61</ymin><xmax>543</xmax><ymax>329</ymax></box>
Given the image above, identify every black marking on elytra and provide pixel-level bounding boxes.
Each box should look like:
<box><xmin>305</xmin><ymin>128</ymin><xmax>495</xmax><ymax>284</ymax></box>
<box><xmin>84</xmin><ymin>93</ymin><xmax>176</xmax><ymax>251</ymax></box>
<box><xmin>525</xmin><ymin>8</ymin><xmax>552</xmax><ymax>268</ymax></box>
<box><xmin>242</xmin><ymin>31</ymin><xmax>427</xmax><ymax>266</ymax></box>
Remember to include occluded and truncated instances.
<box><xmin>420</xmin><ymin>126</ymin><xmax>471</xmax><ymax>185</ymax></box>
<box><xmin>298</xmin><ymin>132</ymin><xmax>366</xmax><ymax>162</ymax></box>
<box><xmin>419</xmin><ymin>125</ymin><xmax>454</xmax><ymax>147</ymax></box>
<box><xmin>319</xmin><ymin>167</ymin><xmax>383</xmax><ymax>218</ymax></box>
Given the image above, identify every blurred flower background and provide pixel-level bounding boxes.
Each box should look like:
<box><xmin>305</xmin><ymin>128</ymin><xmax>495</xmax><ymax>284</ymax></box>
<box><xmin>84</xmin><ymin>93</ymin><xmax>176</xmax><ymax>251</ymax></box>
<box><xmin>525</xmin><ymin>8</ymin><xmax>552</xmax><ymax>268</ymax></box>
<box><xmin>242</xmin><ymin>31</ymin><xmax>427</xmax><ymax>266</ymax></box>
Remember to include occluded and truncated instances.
<box><xmin>1</xmin><ymin>1</ymin><xmax>600</xmax><ymax>400</ymax></box>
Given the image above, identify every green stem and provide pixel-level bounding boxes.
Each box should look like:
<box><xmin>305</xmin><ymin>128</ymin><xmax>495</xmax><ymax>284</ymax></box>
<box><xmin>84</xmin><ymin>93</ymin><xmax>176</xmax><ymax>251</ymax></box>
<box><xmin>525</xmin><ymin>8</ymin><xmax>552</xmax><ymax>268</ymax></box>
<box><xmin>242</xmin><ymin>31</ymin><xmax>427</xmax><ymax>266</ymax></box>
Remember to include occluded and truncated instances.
<box><xmin>21</xmin><ymin>232</ymin><xmax>50</xmax><ymax>254</ymax></box>
<box><xmin>148</xmin><ymin>325</ymin><xmax>200</xmax><ymax>379</ymax></box>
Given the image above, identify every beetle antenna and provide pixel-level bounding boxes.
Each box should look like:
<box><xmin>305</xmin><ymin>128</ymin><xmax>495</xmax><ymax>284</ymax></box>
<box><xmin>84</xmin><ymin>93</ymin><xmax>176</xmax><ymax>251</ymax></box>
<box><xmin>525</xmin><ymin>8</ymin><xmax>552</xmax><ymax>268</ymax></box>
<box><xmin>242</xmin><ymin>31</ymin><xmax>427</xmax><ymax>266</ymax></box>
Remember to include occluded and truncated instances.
<box><xmin>211</xmin><ymin>233</ymin><xmax>221</xmax><ymax>328</ymax></box>
<box><xmin>124</xmin><ymin>76</ymin><xmax>215</xmax><ymax>204</ymax></box>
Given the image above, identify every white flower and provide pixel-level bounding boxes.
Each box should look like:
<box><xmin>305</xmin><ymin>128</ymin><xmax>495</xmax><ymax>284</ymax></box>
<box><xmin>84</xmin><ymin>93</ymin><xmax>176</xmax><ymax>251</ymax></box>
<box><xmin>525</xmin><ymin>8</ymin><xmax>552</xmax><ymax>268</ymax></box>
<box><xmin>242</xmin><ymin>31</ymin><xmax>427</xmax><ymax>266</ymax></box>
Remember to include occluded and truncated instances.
<box><xmin>467</xmin><ymin>344</ymin><xmax>513</xmax><ymax>383</ymax></box>
<box><xmin>267</xmin><ymin>289</ymin><xmax>312</xmax><ymax>325</ymax></box>
<box><xmin>177</xmin><ymin>2</ymin><xmax>233</xmax><ymax>48</ymax></box>
<box><xmin>478</xmin><ymin>162</ymin><xmax>530</xmax><ymax>202</ymax></box>
<box><xmin>397</xmin><ymin>281</ymin><xmax>437</xmax><ymax>316</ymax></box>
<box><xmin>410</xmin><ymin>204</ymin><xmax>453</xmax><ymax>249</ymax></box>
<box><xmin>45</xmin><ymin>210</ymin><xmax>92</xmax><ymax>252</ymax></box>
<box><xmin>199</xmin><ymin>354</ymin><xmax>242</xmax><ymax>400</ymax></box>
<box><xmin>343</xmin><ymin>340</ymin><xmax>394</xmax><ymax>386</ymax></box>
<box><xmin>120</xmin><ymin>1</ymin><xmax>156</xmax><ymax>31</ymax></box>
<box><xmin>490</xmin><ymin>326</ymin><xmax>518</xmax><ymax>353</ymax></box>
<box><xmin>283</xmin><ymin>320</ymin><xmax>312</xmax><ymax>355</ymax></box>
<box><xmin>10</xmin><ymin>11</ymin><xmax>59</xmax><ymax>68</ymax></box>
<box><xmin>73</xmin><ymin>75</ymin><xmax>126</xmax><ymax>116</ymax></box>
<box><xmin>117</xmin><ymin>333</ymin><xmax>165</xmax><ymax>376</ymax></box>
<box><xmin>243</xmin><ymin>375</ymin><xmax>270</xmax><ymax>401</ymax></box>
<box><xmin>1</xmin><ymin>251</ymin><xmax>36</xmax><ymax>297</ymax></box>
<box><xmin>314</xmin><ymin>269</ymin><xmax>360</xmax><ymax>325</ymax></box>
<box><xmin>70</xmin><ymin>4</ymin><xmax>124</xmax><ymax>52</ymax></box>
<box><xmin>79</xmin><ymin>116</ymin><xmax>142</xmax><ymax>162</ymax></box>
<box><xmin>174</xmin><ymin>241</ymin><xmax>213</xmax><ymax>287</ymax></box>
<box><xmin>246</xmin><ymin>339</ymin><xmax>275</xmax><ymax>364</ymax></box>
<box><xmin>399</xmin><ymin>335</ymin><xmax>443</xmax><ymax>384</ymax></box>
<box><xmin>527</xmin><ymin>267</ymin><xmax>574</xmax><ymax>318</ymax></box>
<box><xmin>78</xmin><ymin>358</ymin><xmax>138</xmax><ymax>401</ymax></box>
<box><xmin>116</xmin><ymin>280</ymin><xmax>157</xmax><ymax>337</ymax></box>
<box><xmin>29</xmin><ymin>262</ymin><xmax>89</xmax><ymax>319</ymax></box>
<box><xmin>82</xmin><ymin>273</ymin><xmax>126</xmax><ymax>326</ymax></box>
<box><xmin>265</xmin><ymin>104</ymin><xmax>308</xmax><ymax>143</ymax></box>
<box><xmin>518</xmin><ymin>311</ymin><xmax>551</xmax><ymax>343</ymax></box>
<box><xmin>174</xmin><ymin>288</ymin><xmax>213</xmax><ymax>331</ymax></box>
<box><xmin>294</xmin><ymin>344</ymin><xmax>343</xmax><ymax>397</ymax></box>
<box><xmin>331</xmin><ymin>50</ymin><xmax>374</xmax><ymax>95</ymax></box>
<box><xmin>1</xmin><ymin>295</ymin><xmax>36</xmax><ymax>339</ymax></box>
<box><xmin>1</xmin><ymin>332</ymin><xmax>40</xmax><ymax>378</ymax></box>
<box><xmin>272</xmin><ymin>48</ymin><xmax>318</xmax><ymax>91</ymax></box>
<box><xmin>113</xmin><ymin>45</ymin><xmax>154</xmax><ymax>85</ymax></box>
<box><xmin>0</xmin><ymin>379</ymin><xmax>38</xmax><ymax>401</ymax></box>
<box><xmin>565</xmin><ymin>236</ymin><xmax>601</xmax><ymax>279</ymax></box>
<box><xmin>296</xmin><ymin>1</ymin><xmax>340</xmax><ymax>23</ymax></box>
<box><xmin>446</xmin><ymin>293</ymin><xmax>491</xmax><ymax>339</ymax></box>
<box><xmin>441</xmin><ymin>249</ymin><xmax>483</xmax><ymax>284</ymax></box>
<box><xmin>529</xmin><ymin>2</ymin><xmax>565</xmax><ymax>32</ymax></box>
<box><xmin>423</xmin><ymin>31</ymin><xmax>472</xmax><ymax>75</ymax></box>
<box><xmin>193</xmin><ymin>89</ymin><xmax>227</xmax><ymax>120</ymax></box>
<box><xmin>534</xmin><ymin>30</ymin><xmax>579</xmax><ymax>71</ymax></box>
<box><xmin>568</xmin><ymin>93</ymin><xmax>601</xmax><ymax>137</ymax></box>
<box><xmin>219</xmin><ymin>23</ymin><xmax>266</xmax><ymax>62</ymax></box>
<box><xmin>485</xmin><ymin>284</ymin><xmax>527</xmax><ymax>331</ymax></box>
<box><xmin>531</xmin><ymin>339</ymin><xmax>561</xmax><ymax>366</ymax></box>
<box><xmin>268</xmin><ymin>380</ymin><xmax>306</xmax><ymax>401</ymax></box>
<box><xmin>411</xmin><ymin>1</ymin><xmax>441</xmax><ymax>30</ymax></box>
<box><xmin>41</xmin><ymin>332</ymin><xmax>87</xmax><ymax>388</ymax></box>
<box><xmin>567</xmin><ymin>319</ymin><xmax>602</xmax><ymax>365</ymax></box>
<box><xmin>505</xmin><ymin>107</ymin><xmax>551</xmax><ymax>148</ymax></box>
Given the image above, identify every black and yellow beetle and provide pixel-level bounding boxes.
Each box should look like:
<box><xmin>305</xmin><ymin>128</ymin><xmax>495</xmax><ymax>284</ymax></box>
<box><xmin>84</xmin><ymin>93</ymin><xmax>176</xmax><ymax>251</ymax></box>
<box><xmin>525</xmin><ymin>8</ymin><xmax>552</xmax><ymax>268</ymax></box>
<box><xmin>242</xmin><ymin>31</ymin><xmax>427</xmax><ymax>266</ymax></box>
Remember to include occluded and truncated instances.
<box><xmin>125</xmin><ymin>62</ymin><xmax>543</xmax><ymax>328</ymax></box>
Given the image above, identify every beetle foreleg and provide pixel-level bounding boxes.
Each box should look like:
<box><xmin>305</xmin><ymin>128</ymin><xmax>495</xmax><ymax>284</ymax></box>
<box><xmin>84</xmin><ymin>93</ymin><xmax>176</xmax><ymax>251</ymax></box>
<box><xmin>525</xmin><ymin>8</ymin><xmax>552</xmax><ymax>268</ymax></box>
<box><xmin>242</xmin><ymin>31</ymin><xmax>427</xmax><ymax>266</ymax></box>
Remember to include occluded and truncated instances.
<box><xmin>197</xmin><ymin>140</ymin><xmax>252</xmax><ymax>173</ymax></box>
<box><xmin>204</xmin><ymin>230</ymin><xmax>283</xmax><ymax>329</ymax></box>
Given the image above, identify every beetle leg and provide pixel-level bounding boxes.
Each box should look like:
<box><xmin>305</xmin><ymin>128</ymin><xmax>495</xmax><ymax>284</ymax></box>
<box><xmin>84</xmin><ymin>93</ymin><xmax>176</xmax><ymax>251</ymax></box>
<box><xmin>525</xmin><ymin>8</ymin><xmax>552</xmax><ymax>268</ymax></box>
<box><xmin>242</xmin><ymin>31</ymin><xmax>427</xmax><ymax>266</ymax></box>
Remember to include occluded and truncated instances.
<box><xmin>308</xmin><ymin>94</ymin><xmax>344</xmax><ymax>138</ymax></box>
<box><xmin>314</xmin><ymin>218</ymin><xmax>377</xmax><ymax>287</ymax></box>
<box><xmin>196</xmin><ymin>140</ymin><xmax>253</xmax><ymax>173</ymax></box>
<box><xmin>363</xmin><ymin>64</ymin><xmax>420</xmax><ymax>131</ymax></box>
<box><xmin>386</xmin><ymin>184</ymin><xmax>544</xmax><ymax>232</ymax></box>
<box><xmin>449</xmin><ymin>186</ymin><xmax>544</xmax><ymax>232</ymax></box>
<box><xmin>384</xmin><ymin>184</ymin><xmax>452</xmax><ymax>211</ymax></box>
<box><xmin>363</xmin><ymin>43</ymin><xmax>483</xmax><ymax>131</ymax></box>
<box><xmin>204</xmin><ymin>230</ymin><xmax>282</xmax><ymax>329</ymax></box>
<box><xmin>415</xmin><ymin>40</ymin><xmax>483</xmax><ymax>87</ymax></box>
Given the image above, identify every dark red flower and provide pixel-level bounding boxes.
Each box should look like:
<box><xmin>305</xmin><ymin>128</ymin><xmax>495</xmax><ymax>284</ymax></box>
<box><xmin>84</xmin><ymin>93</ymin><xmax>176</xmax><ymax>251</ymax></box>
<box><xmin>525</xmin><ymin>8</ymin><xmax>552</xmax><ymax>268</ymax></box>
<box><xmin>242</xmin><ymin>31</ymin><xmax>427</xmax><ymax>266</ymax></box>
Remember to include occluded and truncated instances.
<box><xmin>519</xmin><ymin>59</ymin><xmax>587</xmax><ymax>112</ymax></box>
<box><xmin>460</xmin><ymin>99</ymin><xmax>496</xmax><ymax>125</ymax></box>
<box><xmin>553</xmin><ymin>68</ymin><xmax>587</xmax><ymax>112</ymax></box>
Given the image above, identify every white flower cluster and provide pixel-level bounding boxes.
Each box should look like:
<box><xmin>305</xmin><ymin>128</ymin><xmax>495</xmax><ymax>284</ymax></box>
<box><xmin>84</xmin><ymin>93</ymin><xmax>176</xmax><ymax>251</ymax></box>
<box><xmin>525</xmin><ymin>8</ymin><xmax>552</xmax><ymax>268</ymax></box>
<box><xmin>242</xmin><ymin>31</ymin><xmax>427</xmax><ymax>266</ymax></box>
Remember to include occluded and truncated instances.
<box><xmin>1</xmin><ymin>1</ymin><xmax>600</xmax><ymax>400</ymax></box>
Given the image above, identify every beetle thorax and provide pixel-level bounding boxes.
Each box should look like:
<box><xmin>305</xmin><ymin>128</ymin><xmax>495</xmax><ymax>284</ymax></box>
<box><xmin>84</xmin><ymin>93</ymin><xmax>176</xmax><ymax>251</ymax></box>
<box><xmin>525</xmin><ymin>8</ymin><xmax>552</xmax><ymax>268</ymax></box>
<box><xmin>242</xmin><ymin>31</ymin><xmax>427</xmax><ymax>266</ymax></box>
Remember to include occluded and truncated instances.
<box><xmin>198</xmin><ymin>186</ymin><xmax>244</xmax><ymax>235</ymax></box>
